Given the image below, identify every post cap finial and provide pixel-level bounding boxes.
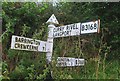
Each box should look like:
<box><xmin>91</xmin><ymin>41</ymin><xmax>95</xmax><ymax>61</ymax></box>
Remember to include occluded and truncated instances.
<box><xmin>46</xmin><ymin>14</ymin><xmax>59</xmax><ymax>24</ymax></box>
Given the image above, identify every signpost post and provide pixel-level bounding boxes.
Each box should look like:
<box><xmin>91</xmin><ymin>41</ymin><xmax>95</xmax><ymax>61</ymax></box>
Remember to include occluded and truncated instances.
<box><xmin>11</xmin><ymin>35</ymin><xmax>52</xmax><ymax>52</ymax></box>
<box><xmin>46</xmin><ymin>14</ymin><xmax>59</xmax><ymax>63</ymax></box>
<box><xmin>9</xmin><ymin>14</ymin><xmax>101</xmax><ymax>80</ymax></box>
<box><xmin>80</xmin><ymin>20</ymin><xmax>100</xmax><ymax>34</ymax></box>
<box><xmin>53</xmin><ymin>23</ymin><xmax>81</xmax><ymax>38</ymax></box>
<box><xmin>10</xmin><ymin>14</ymin><xmax>100</xmax><ymax>68</ymax></box>
<box><xmin>49</xmin><ymin>20</ymin><xmax>100</xmax><ymax>38</ymax></box>
<box><xmin>56</xmin><ymin>57</ymin><xmax>84</xmax><ymax>67</ymax></box>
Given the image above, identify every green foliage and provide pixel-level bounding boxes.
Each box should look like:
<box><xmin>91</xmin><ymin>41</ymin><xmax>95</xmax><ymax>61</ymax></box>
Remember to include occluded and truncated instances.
<box><xmin>36</xmin><ymin>67</ymin><xmax>49</xmax><ymax>79</ymax></box>
<box><xmin>52</xmin><ymin>2</ymin><xmax>119</xmax><ymax>79</ymax></box>
<box><xmin>2</xmin><ymin>61</ymin><xmax>10</xmax><ymax>79</ymax></box>
<box><xmin>2</xmin><ymin>2</ymin><xmax>50</xmax><ymax>80</ymax></box>
<box><xmin>21</xmin><ymin>24</ymin><xmax>31</xmax><ymax>36</ymax></box>
<box><xmin>1</xmin><ymin>2</ymin><xmax>119</xmax><ymax>80</ymax></box>
<box><xmin>9</xmin><ymin>65</ymin><xmax>27</xmax><ymax>79</ymax></box>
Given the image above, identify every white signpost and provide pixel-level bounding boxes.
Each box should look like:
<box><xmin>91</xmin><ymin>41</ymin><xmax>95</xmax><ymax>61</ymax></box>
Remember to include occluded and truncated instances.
<box><xmin>56</xmin><ymin>57</ymin><xmax>76</xmax><ymax>67</ymax></box>
<box><xmin>81</xmin><ymin>20</ymin><xmax>100</xmax><ymax>34</ymax></box>
<box><xmin>49</xmin><ymin>20</ymin><xmax>100</xmax><ymax>38</ymax></box>
<box><xmin>10</xmin><ymin>14</ymin><xmax>100</xmax><ymax>67</ymax></box>
<box><xmin>56</xmin><ymin>57</ymin><xmax>84</xmax><ymax>67</ymax></box>
<box><xmin>53</xmin><ymin>23</ymin><xmax>81</xmax><ymax>38</ymax></box>
<box><xmin>11</xmin><ymin>35</ymin><xmax>52</xmax><ymax>52</ymax></box>
<box><xmin>75</xmin><ymin>58</ymin><xmax>84</xmax><ymax>66</ymax></box>
<box><xmin>46</xmin><ymin>14</ymin><xmax>59</xmax><ymax>63</ymax></box>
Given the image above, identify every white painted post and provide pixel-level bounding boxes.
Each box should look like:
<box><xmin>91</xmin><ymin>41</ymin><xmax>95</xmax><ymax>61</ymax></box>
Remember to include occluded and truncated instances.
<box><xmin>46</xmin><ymin>14</ymin><xmax>59</xmax><ymax>63</ymax></box>
<box><xmin>46</xmin><ymin>24</ymin><xmax>54</xmax><ymax>63</ymax></box>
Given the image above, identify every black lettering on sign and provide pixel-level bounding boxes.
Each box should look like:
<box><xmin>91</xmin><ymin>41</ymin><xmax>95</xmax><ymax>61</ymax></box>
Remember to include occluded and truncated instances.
<box><xmin>76</xmin><ymin>60</ymin><xmax>78</xmax><ymax>65</ymax></box>
<box><xmin>53</xmin><ymin>27</ymin><xmax>64</xmax><ymax>32</ymax></box>
<box><xmin>82</xmin><ymin>23</ymin><xmax>98</xmax><ymax>31</ymax></box>
<box><xmin>31</xmin><ymin>45</ymin><xmax>34</xmax><ymax>50</ymax></box>
<box><xmin>21</xmin><ymin>44</ymin><xmax>24</xmax><ymax>49</ymax></box>
<box><xmin>81</xmin><ymin>25</ymin><xmax>85</xmax><ymax>31</ymax></box>
<box><xmin>15</xmin><ymin>37</ymin><xmax>20</xmax><ymax>42</ymax></box>
<box><xmin>85</xmin><ymin>24</ymin><xmax>88</xmax><ymax>30</ymax></box>
<box><xmin>67</xmin><ymin>59</ymin><xmax>69</xmax><ymax>62</ymax></box>
<box><xmin>31</xmin><ymin>39</ymin><xmax>34</xmax><ymax>44</ymax></box>
<box><xmin>53</xmin><ymin>28</ymin><xmax>57</xmax><ymax>32</ymax></box>
<box><xmin>58</xmin><ymin>27</ymin><xmax>64</xmax><ymax>31</ymax></box>
<box><xmin>42</xmin><ymin>43</ymin><xmax>46</xmax><ymax>51</ymax></box>
<box><xmin>16</xmin><ymin>36</ymin><xmax>41</xmax><ymax>46</ymax></box>
<box><xmin>27</xmin><ymin>45</ymin><xmax>31</xmax><ymax>49</ymax></box>
<box><xmin>73</xmin><ymin>24</ymin><xmax>76</xmax><ymax>30</ymax></box>
<box><xmin>53</xmin><ymin>30</ymin><xmax>72</xmax><ymax>37</ymax></box>
<box><xmin>61</xmin><ymin>58</ymin><xmax>64</xmax><ymax>61</ymax></box>
<box><xmin>36</xmin><ymin>41</ymin><xmax>40</xmax><ymax>45</ymax></box>
<box><xmin>94</xmin><ymin>23</ymin><xmax>97</xmax><ymax>29</ymax></box>
<box><xmin>26</xmin><ymin>39</ymin><xmax>30</xmax><ymax>44</ymax></box>
<box><xmin>66</xmin><ymin>24</ymin><xmax>78</xmax><ymax>31</ymax></box>
<box><xmin>70</xmin><ymin>24</ymin><xmax>76</xmax><ymax>30</ymax></box>
<box><xmin>75</xmin><ymin>24</ymin><xmax>79</xmax><ymax>29</ymax></box>
<box><xmin>57</xmin><ymin>27</ymin><xmax>60</xmax><ymax>31</ymax></box>
<box><xmin>14</xmin><ymin>42</ymin><xmax>38</xmax><ymax>51</ymax></box>
<box><xmin>27</xmin><ymin>39</ymin><xmax>30</xmax><ymax>44</ymax></box>
<box><xmin>61</xmin><ymin>27</ymin><xmax>64</xmax><ymax>31</ymax></box>
<box><xmin>21</xmin><ymin>38</ymin><xmax>24</xmax><ymax>42</ymax></box>
<box><xmin>23</xmin><ymin>44</ymin><xmax>26</xmax><ymax>49</ymax></box>
<box><xmin>33</xmin><ymin>40</ymin><xmax>37</xmax><ymax>45</ymax></box>
<box><xmin>15</xmin><ymin>43</ymin><xmax>20</xmax><ymax>48</ymax></box>
<box><xmin>68</xmin><ymin>25</ymin><xmax>70</xmax><ymax>30</ymax></box>
<box><xmin>21</xmin><ymin>43</ymin><xmax>24</xmax><ymax>49</ymax></box>
<box><xmin>90</xmin><ymin>24</ymin><xmax>93</xmax><ymax>30</ymax></box>
<box><xmin>24</xmin><ymin>38</ymin><xmax>27</xmax><ymax>43</ymax></box>
<box><xmin>66</xmin><ymin>25</ymin><xmax>69</xmax><ymax>30</ymax></box>
<box><xmin>65</xmin><ymin>31</ymin><xmax>69</xmax><ymax>36</ymax></box>
<box><xmin>64</xmin><ymin>62</ymin><xmax>67</xmax><ymax>66</ymax></box>
<box><xmin>22</xmin><ymin>44</ymin><xmax>26</xmax><ymax>49</ymax></box>
<box><xmin>30</xmin><ymin>39</ymin><xmax>33</xmax><ymax>44</ymax></box>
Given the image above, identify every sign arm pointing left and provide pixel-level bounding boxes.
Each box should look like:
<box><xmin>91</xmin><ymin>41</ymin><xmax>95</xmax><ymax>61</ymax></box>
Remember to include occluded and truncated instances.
<box><xmin>11</xmin><ymin>35</ymin><xmax>51</xmax><ymax>52</ymax></box>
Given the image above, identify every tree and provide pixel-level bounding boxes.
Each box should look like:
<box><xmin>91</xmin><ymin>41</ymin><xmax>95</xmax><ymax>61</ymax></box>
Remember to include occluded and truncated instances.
<box><xmin>1</xmin><ymin>2</ymin><xmax>119</xmax><ymax>80</ymax></box>
<box><xmin>2</xmin><ymin>2</ymin><xmax>52</xmax><ymax>80</ymax></box>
